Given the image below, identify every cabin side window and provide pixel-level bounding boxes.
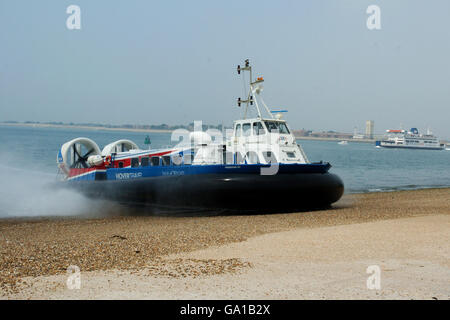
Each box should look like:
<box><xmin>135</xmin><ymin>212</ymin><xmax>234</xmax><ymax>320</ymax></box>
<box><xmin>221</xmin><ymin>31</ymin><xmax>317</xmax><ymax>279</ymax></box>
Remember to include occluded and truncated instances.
<box><xmin>141</xmin><ymin>157</ymin><xmax>149</xmax><ymax>167</ymax></box>
<box><xmin>150</xmin><ymin>157</ymin><xmax>160</xmax><ymax>166</ymax></box>
<box><xmin>285</xmin><ymin>151</ymin><xmax>296</xmax><ymax>158</ymax></box>
<box><xmin>242</xmin><ymin>123</ymin><xmax>251</xmax><ymax>137</ymax></box>
<box><xmin>118</xmin><ymin>161</ymin><xmax>124</xmax><ymax>168</ymax></box>
<box><xmin>131</xmin><ymin>158</ymin><xmax>139</xmax><ymax>168</ymax></box>
<box><xmin>279</xmin><ymin>123</ymin><xmax>290</xmax><ymax>134</ymax></box>
<box><xmin>235</xmin><ymin>124</ymin><xmax>241</xmax><ymax>137</ymax></box>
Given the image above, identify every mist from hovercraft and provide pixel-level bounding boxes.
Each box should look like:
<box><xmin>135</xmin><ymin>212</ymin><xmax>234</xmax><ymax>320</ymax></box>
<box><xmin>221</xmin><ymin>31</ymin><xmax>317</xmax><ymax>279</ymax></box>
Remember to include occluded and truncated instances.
<box><xmin>0</xmin><ymin>157</ymin><xmax>111</xmax><ymax>218</ymax></box>
<box><xmin>0</xmin><ymin>125</ymin><xmax>173</xmax><ymax>217</ymax></box>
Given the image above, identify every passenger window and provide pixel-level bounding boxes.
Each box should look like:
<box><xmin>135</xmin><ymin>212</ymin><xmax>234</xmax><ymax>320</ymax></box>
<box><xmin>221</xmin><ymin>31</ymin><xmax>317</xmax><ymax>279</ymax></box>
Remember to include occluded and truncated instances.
<box><xmin>131</xmin><ymin>158</ymin><xmax>139</xmax><ymax>168</ymax></box>
<box><xmin>235</xmin><ymin>124</ymin><xmax>241</xmax><ymax>137</ymax></box>
<box><xmin>162</xmin><ymin>156</ymin><xmax>171</xmax><ymax>166</ymax></box>
<box><xmin>150</xmin><ymin>157</ymin><xmax>160</xmax><ymax>166</ymax></box>
<box><xmin>242</xmin><ymin>123</ymin><xmax>251</xmax><ymax>136</ymax></box>
<box><xmin>141</xmin><ymin>157</ymin><xmax>149</xmax><ymax>167</ymax></box>
<box><xmin>285</xmin><ymin>151</ymin><xmax>296</xmax><ymax>158</ymax></box>
<box><xmin>118</xmin><ymin>161</ymin><xmax>124</xmax><ymax>168</ymax></box>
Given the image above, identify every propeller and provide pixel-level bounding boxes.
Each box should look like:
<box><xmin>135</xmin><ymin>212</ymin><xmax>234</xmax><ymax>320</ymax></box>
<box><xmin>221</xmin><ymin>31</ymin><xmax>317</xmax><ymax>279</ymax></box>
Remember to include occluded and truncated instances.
<box><xmin>71</xmin><ymin>144</ymin><xmax>95</xmax><ymax>168</ymax></box>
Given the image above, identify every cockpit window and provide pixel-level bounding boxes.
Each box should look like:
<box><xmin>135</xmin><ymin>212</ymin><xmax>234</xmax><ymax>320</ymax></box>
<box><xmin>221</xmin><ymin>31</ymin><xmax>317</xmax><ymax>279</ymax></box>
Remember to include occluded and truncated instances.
<box><xmin>264</xmin><ymin>121</ymin><xmax>290</xmax><ymax>134</ymax></box>
<box><xmin>278</xmin><ymin>122</ymin><xmax>290</xmax><ymax>134</ymax></box>
<box><xmin>265</xmin><ymin>121</ymin><xmax>277</xmax><ymax>132</ymax></box>
<box><xmin>253</xmin><ymin>122</ymin><xmax>265</xmax><ymax>135</ymax></box>
<box><xmin>242</xmin><ymin>123</ymin><xmax>251</xmax><ymax>136</ymax></box>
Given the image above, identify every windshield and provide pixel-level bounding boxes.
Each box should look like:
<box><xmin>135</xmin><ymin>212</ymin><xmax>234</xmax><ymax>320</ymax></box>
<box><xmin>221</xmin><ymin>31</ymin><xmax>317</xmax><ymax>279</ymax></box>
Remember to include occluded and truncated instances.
<box><xmin>253</xmin><ymin>122</ymin><xmax>265</xmax><ymax>135</ymax></box>
<box><xmin>264</xmin><ymin>121</ymin><xmax>290</xmax><ymax>134</ymax></box>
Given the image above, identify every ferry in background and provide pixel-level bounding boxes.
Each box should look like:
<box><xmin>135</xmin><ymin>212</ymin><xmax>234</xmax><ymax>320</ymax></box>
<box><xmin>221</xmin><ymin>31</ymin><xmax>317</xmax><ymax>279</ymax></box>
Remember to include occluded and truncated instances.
<box><xmin>375</xmin><ymin>128</ymin><xmax>445</xmax><ymax>150</ymax></box>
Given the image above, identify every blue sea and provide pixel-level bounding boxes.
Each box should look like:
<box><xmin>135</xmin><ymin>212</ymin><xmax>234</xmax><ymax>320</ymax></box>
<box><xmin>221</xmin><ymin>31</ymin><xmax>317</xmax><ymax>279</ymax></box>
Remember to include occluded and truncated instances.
<box><xmin>1</xmin><ymin>125</ymin><xmax>449</xmax><ymax>193</ymax></box>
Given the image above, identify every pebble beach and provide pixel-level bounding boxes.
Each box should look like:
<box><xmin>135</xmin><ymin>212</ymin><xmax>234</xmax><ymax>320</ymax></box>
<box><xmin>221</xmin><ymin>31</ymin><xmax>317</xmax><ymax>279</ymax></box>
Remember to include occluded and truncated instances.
<box><xmin>1</xmin><ymin>188</ymin><xmax>449</xmax><ymax>299</ymax></box>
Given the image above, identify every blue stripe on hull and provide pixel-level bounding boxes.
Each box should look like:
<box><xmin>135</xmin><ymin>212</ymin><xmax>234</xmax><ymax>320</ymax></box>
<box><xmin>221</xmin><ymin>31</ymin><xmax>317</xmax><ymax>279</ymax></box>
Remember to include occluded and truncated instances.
<box><xmin>68</xmin><ymin>163</ymin><xmax>331</xmax><ymax>182</ymax></box>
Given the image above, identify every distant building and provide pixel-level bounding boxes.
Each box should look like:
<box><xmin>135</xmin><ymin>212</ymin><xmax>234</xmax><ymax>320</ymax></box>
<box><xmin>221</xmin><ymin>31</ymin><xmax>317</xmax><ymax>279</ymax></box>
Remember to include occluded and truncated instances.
<box><xmin>365</xmin><ymin>120</ymin><xmax>374</xmax><ymax>139</ymax></box>
<box><xmin>353</xmin><ymin>126</ymin><xmax>364</xmax><ymax>139</ymax></box>
<box><xmin>293</xmin><ymin>129</ymin><xmax>352</xmax><ymax>139</ymax></box>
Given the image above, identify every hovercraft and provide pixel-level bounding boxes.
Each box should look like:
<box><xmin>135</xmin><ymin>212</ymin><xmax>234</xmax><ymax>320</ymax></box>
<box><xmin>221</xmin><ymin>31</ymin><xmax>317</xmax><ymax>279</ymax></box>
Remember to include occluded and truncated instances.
<box><xmin>57</xmin><ymin>60</ymin><xmax>344</xmax><ymax>213</ymax></box>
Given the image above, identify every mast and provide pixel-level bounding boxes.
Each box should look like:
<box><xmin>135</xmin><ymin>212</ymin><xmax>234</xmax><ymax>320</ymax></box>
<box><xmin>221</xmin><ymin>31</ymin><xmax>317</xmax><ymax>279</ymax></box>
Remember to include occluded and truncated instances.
<box><xmin>236</xmin><ymin>59</ymin><xmax>274</xmax><ymax>120</ymax></box>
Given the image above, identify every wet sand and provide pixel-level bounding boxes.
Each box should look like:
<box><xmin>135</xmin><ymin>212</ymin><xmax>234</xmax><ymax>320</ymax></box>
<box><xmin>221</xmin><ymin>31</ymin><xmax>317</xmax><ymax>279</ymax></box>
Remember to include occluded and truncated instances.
<box><xmin>1</xmin><ymin>188</ymin><xmax>449</xmax><ymax>299</ymax></box>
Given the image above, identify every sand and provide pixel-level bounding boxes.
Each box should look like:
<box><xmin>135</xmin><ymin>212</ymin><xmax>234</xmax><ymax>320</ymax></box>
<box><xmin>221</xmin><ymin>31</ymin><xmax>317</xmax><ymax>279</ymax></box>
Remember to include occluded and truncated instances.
<box><xmin>0</xmin><ymin>188</ymin><xmax>449</xmax><ymax>299</ymax></box>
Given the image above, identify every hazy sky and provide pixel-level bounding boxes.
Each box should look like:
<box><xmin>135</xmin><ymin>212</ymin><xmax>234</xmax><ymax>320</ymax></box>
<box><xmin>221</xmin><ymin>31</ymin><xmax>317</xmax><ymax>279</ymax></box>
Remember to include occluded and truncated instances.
<box><xmin>1</xmin><ymin>1</ymin><xmax>449</xmax><ymax>138</ymax></box>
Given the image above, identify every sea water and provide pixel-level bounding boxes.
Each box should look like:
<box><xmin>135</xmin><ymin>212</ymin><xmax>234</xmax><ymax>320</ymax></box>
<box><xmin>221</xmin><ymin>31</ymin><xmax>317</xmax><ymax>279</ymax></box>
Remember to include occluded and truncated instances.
<box><xmin>0</xmin><ymin>125</ymin><xmax>449</xmax><ymax>194</ymax></box>
<box><xmin>300</xmin><ymin>139</ymin><xmax>450</xmax><ymax>193</ymax></box>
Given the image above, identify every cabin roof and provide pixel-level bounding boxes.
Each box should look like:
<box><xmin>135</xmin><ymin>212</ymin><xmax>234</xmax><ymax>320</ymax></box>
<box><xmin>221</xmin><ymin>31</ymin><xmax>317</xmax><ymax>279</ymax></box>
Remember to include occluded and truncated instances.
<box><xmin>233</xmin><ymin>118</ymin><xmax>286</xmax><ymax>124</ymax></box>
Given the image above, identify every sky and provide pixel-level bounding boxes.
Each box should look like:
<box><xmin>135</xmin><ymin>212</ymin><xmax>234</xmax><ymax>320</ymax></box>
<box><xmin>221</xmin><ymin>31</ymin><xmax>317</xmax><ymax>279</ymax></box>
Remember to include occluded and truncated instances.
<box><xmin>0</xmin><ymin>0</ymin><xmax>449</xmax><ymax>138</ymax></box>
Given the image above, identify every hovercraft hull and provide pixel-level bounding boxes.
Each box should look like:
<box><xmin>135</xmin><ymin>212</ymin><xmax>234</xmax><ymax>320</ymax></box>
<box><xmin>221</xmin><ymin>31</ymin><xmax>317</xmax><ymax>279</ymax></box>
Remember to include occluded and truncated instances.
<box><xmin>66</xmin><ymin>170</ymin><xmax>344</xmax><ymax>214</ymax></box>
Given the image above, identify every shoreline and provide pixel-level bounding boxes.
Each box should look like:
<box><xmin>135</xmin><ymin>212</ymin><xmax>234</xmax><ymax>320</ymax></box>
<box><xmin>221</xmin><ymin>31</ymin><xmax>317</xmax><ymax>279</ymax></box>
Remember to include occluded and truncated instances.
<box><xmin>345</xmin><ymin>185</ymin><xmax>450</xmax><ymax>194</ymax></box>
<box><xmin>295</xmin><ymin>135</ymin><xmax>375</xmax><ymax>143</ymax></box>
<box><xmin>2</xmin><ymin>123</ymin><xmax>449</xmax><ymax>145</ymax></box>
<box><xmin>1</xmin><ymin>187</ymin><xmax>449</xmax><ymax>299</ymax></box>
<box><xmin>0</xmin><ymin>187</ymin><xmax>448</xmax><ymax>221</ymax></box>
<box><xmin>0</xmin><ymin>122</ymin><xmax>173</xmax><ymax>134</ymax></box>
<box><xmin>0</xmin><ymin>122</ymin><xmax>376</xmax><ymax>141</ymax></box>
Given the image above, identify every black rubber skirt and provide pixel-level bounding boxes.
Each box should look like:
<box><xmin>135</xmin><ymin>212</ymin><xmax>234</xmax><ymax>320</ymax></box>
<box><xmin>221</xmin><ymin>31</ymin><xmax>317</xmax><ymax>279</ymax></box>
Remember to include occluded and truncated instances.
<box><xmin>66</xmin><ymin>172</ymin><xmax>344</xmax><ymax>214</ymax></box>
